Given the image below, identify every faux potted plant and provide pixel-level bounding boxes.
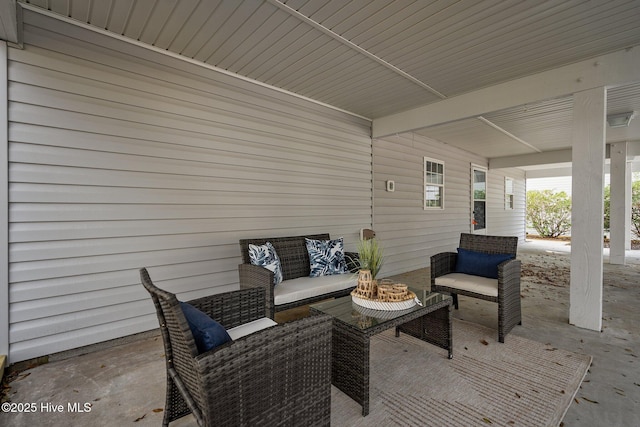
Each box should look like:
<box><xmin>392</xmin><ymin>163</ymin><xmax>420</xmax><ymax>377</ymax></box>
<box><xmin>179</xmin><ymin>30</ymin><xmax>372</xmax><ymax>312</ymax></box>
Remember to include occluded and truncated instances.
<box><xmin>357</xmin><ymin>238</ymin><xmax>384</xmax><ymax>280</ymax></box>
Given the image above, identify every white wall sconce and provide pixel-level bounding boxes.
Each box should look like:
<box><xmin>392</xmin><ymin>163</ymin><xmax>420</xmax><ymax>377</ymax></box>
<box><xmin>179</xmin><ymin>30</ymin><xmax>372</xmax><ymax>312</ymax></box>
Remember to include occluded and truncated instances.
<box><xmin>386</xmin><ymin>180</ymin><xmax>395</xmax><ymax>192</ymax></box>
<box><xmin>607</xmin><ymin>111</ymin><xmax>635</xmax><ymax>128</ymax></box>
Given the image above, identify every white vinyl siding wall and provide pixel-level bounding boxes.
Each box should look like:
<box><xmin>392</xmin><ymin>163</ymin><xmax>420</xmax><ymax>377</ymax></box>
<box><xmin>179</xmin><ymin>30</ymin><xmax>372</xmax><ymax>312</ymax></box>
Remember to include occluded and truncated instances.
<box><xmin>488</xmin><ymin>169</ymin><xmax>527</xmax><ymax>238</ymax></box>
<box><xmin>373</xmin><ymin>133</ymin><xmax>525</xmax><ymax>276</ymax></box>
<box><xmin>6</xmin><ymin>11</ymin><xmax>371</xmax><ymax>363</ymax></box>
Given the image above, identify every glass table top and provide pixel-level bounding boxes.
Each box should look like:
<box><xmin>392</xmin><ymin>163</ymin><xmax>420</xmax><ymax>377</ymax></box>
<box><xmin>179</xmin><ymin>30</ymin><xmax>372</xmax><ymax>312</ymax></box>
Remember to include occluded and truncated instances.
<box><xmin>310</xmin><ymin>287</ymin><xmax>451</xmax><ymax>331</ymax></box>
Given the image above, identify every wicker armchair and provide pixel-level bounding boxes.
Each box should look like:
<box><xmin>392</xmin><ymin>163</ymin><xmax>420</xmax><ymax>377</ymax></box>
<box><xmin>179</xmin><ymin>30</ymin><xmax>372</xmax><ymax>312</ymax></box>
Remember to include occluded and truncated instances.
<box><xmin>140</xmin><ymin>268</ymin><xmax>333</xmax><ymax>426</ymax></box>
<box><xmin>430</xmin><ymin>233</ymin><xmax>521</xmax><ymax>343</ymax></box>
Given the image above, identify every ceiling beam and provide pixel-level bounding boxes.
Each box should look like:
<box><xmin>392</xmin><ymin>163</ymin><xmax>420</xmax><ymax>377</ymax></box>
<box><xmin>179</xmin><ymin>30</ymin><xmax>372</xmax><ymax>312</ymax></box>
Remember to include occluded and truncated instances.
<box><xmin>490</xmin><ymin>141</ymin><xmax>640</xmax><ymax>169</ymax></box>
<box><xmin>525</xmin><ymin>162</ymin><xmax>640</xmax><ymax>179</ymax></box>
<box><xmin>525</xmin><ymin>167</ymin><xmax>574</xmax><ymax>179</ymax></box>
<box><xmin>490</xmin><ymin>149</ymin><xmax>572</xmax><ymax>169</ymax></box>
<box><xmin>373</xmin><ymin>46</ymin><xmax>640</xmax><ymax>138</ymax></box>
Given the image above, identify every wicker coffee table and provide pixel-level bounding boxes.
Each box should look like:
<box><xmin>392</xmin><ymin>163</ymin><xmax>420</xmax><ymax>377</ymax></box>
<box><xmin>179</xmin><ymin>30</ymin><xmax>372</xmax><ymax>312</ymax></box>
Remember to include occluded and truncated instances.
<box><xmin>310</xmin><ymin>288</ymin><xmax>452</xmax><ymax>416</ymax></box>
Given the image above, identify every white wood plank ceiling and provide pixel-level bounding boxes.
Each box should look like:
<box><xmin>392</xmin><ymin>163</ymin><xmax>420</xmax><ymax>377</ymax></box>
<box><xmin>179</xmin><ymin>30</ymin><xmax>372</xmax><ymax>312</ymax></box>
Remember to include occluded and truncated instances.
<box><xmin>14</xmin><ymin>0</ymin><xmax>640</xmax><ymax>161</ymax></box>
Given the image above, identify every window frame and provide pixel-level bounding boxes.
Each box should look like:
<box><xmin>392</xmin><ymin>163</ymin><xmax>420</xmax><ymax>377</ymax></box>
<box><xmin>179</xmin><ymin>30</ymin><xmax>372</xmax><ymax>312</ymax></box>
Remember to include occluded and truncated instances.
<box><xmin>505</xmin><ymin>177</ymin><xmax>514</xmax><ymax>210</ymax></box>
<box><xmin>424</xmin><ymin>157</ymin><xmax>445</xmax><ymax>210</ymax></box>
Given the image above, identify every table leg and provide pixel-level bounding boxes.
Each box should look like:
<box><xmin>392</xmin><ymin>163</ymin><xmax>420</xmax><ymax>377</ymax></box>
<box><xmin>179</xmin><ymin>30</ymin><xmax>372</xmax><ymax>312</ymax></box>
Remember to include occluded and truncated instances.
<box><xmin>396</xmin><ymin>304</ymin><xmax>453</xmax><ymax>359</ymax></box>
<box><xmin>331</xmin><ymin>322</ymin><xmax>371</xmax><ymax>416</ymax></box>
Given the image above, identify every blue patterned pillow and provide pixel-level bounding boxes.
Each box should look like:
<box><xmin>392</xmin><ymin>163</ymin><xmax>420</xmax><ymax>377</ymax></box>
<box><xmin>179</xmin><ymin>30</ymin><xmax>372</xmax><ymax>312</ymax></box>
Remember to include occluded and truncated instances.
<box><xmin>248</xmin><ymin>241</ymin><xmax>283</xmax><ymax>285</ymax></box>
<box><xmin>305</xmin><ymin>237</ymin><xmax>348</xmax><ymax>277</ymax></box>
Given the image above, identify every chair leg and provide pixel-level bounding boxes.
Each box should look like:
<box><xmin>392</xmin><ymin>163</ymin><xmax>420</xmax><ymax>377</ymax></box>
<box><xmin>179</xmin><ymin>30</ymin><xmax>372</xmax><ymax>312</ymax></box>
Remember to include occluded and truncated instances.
<box><xmin>452</xmin><ymin>293</ymin><xmax>458</xmax><ymax>309</ymax></box>
<box><xmin>165</xmin><ymin>370</ymin><xmax>194</xmax><ymax>425</ymax></box>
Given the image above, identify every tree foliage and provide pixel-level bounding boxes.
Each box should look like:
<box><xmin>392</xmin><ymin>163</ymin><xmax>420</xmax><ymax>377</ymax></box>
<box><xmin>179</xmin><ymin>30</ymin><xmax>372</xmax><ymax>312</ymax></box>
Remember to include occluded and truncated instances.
<box><xmin>526</xmin><ymin>190</ymin><xmax>572</xmax><ymax>238</ymax></box>
<box><xmin>632</xmin><ymin>198</ymin><xmax>640</xmax><ymax>239</ymax></box>
<box><xmin>605</xmin><ymin>178</ymin><xmax>640</xmax><ymax>238</ymax></box>
<box><xmin>604</xmin><ymin>184</ymin><xmax>611</xmax><ymax>230</ymax></box>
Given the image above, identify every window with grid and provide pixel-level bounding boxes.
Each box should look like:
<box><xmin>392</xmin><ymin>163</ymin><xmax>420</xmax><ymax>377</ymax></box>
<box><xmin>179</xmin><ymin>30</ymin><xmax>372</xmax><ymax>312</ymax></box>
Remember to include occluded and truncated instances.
<box><xmin>505</xmin><ymin>177</ymin><xmax>514</xmax><ymax>210</ymax></box>
<box><xmin>424</xmin><ymin>157</ymin><xmax>444</xmax><ymax>209</ymax></box>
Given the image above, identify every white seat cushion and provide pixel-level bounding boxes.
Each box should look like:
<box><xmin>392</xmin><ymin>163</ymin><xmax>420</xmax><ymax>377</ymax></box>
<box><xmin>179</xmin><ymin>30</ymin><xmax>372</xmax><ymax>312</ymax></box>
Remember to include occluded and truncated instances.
<box><xmin>435</xmin><ymin>273</ymin><xmax>498</xmax><ymax>297</ymax></box>
<box><xmin>227</xmin><ymin>318</ymin><xmax>277</xmax><ymax>340</ymax></box>
<box><xmin>274</xmin><ymin>273</ymin><xmax>357</xmax><ymax>306</ymax></box>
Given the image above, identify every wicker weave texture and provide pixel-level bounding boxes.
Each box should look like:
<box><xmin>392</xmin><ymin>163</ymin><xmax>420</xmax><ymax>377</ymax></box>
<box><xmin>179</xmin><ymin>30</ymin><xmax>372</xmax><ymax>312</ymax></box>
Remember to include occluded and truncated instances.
<box><xmin>311</xmin><ymin>296</ymin><xmax>452</xmax><ymax>416</ymax></box>
<box><xmin>140</xmin><ymin>268</ymin><xmax>333</xmax><ymax>426</ymax></box>
<box><xmin>396</xmin><ymin>303</ymin><xmax>452</xmax><ymax>355</ymax></box>
<box><xmin>431</xmin><ymin>233</ymin><xmax>521</xmax><ymax>343</ymax></box>
<box><xmin>240</xmin><ymin>234</ymin><xmax>330</xmax><ymax>280</ymax></box>
<box><xmin>459</xmin><ymin>232</ymin><xmax>518</xmax><ymax>256</ymax></box>
<box><xmin>238</xmin><ymin>234</ymin><xmax>357</xmax><ymax>318</ymax></box>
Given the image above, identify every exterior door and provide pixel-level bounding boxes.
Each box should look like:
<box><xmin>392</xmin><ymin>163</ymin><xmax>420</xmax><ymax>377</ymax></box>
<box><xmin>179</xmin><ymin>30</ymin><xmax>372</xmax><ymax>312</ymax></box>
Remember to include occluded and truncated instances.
<box><xmin>471</xmin><ymin>165</ymin><xmax>487</xmax><ymax>234</ymax></box>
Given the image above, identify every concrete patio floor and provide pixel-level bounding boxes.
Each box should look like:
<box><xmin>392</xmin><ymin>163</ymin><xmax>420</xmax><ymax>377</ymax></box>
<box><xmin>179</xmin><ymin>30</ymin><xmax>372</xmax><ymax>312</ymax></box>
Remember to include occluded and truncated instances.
<box><xmin>1</xmin><ymin>239</ymin><xmax>639</xmax><ymax>426</ymax></box>
<box><xmin>447</xmin><ymin>239</ymin><xmax>640</xmax><ymax>426</ymax></box>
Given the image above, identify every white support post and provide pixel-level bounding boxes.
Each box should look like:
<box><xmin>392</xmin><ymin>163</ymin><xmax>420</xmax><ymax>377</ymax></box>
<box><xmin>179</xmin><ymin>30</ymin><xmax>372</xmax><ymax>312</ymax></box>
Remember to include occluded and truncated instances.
<box><xmin>609</xmin><ymin>142</ymin><xmax>629</xmax><ymax>264</ymax></box>
<box><xmin>569</xmin><ymin>87</ymin><xmax>605</xmax><ymax>332</ymax></box>
<box><xmin>0</xmin><ymin>41</ymin><xmax>9</xmax><ymax>360</ymax></box>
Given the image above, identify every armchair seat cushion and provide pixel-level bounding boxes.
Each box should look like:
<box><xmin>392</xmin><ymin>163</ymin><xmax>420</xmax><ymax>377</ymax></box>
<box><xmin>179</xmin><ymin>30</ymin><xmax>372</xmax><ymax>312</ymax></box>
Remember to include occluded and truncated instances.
<box><xmin>434</xmin><ymin>273</ymin><xmax>498</xmax><ymax>297</ymax></box>
<box><xmin>227</xmin><ymin>317</ymin><xmax>278</xmax><ymax>340</ymax></box>
<box><xmin>274</xmin><ymin>273</ymin><xmax>357</xmax><ymax>306</ymax></box>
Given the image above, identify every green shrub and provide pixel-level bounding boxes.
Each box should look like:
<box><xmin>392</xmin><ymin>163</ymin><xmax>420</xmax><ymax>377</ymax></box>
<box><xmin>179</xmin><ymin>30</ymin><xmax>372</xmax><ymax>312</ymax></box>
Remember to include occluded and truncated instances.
<box><xmin>604</xmin><ymin>185</ymin><xmax>611</xmax><ymax>231</ymax></box>
<box><xmin>604</xmin><ymin>177</ymin><xmax>640</xmax><ymax>238</ymax></box>
<box><xmin>632</xmin><ymin>201</ymin><xmax>640</xmax><ymax>239</ymax></box>
<box><xmin>631</xmin><ymin>180</ymin><xmax>640</xmax><ymax>238</ymax></box>
<box><xmin>526</xmin><ymin>190</ymin><xmax>571</xmax><ymax>238</ymax></box>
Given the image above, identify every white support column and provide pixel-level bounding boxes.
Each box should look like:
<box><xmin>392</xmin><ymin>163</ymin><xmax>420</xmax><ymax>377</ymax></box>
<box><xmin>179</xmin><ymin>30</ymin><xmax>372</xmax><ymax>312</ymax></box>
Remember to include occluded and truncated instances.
<box><xmin>569</xmin><ymin>87</ymin><xmax>605</xmax><ymax>332</ymax></box>
<box><xmin>0</xmin><ymin>41</ymin><xmax>9</xmax><ymax>360</ymax></box>
<box><xmin>609</xmin><ymin>142</ymin><xmax>630</xmax><ymax>264</ymax></box>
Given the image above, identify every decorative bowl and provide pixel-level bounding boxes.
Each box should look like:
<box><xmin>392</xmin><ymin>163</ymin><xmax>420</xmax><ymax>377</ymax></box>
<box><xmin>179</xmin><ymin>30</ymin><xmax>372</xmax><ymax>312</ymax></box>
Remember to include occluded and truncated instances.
<box><xmin>351</xmin><ymin>292</ymin><xmax>417</xmax><ymax>311</ymax></box>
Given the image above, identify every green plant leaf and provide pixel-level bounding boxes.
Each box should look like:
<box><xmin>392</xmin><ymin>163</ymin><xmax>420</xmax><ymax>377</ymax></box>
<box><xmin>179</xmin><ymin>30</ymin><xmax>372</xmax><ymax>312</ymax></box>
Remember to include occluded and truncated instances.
<box><xmin>357</xmin><ymin>238</ymin><xmax>384</xmax><ymax>279</ymax></box>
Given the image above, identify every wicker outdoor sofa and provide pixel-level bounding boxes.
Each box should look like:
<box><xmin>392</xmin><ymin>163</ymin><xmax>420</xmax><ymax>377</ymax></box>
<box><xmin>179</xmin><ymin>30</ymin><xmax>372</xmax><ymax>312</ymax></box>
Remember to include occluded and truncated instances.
<box><xmin>239</xmin><ymin>234</ymin><xmax>358</xmax><ymax>319</ymax></box>
<box><xmin>430</xmin><ymin>233</ymin><xmax>521</xmax><ymax>343</ymax></box>
<box><xmin>140</xmin><ymin>268</ymin><xmax>333</xmax><ymax>426</ymax></box>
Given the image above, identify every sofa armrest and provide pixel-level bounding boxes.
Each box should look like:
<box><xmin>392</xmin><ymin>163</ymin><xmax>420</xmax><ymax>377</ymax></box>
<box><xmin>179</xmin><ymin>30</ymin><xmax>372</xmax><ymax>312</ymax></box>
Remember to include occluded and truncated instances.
<box><xmin>430</xmin><ymin>252</ymin><xmax>457</xmax><ymax>284</ymax></box>
<box><xmin>497</xmin><ymin>258</ymin><xmax>522</xmax><ymax>342</ymax></box>
<box><xmin>195</xmin><ymin>314</ymin><xmax>333</xmax><ymax>425</ymax></box>
<box><xmin>238</xmin><ymin>263</ymin><xmax>275</xmax><ymax>319</ymax></box>
<box><xmin>497</xmin><ymin>258</ymin><xmax>521</xmax><ymax>295</ymax></box>
<box><xmin>186</xmin><ymin>287</ymin><xmax>266</xmax><ymax>330</ymax></box>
